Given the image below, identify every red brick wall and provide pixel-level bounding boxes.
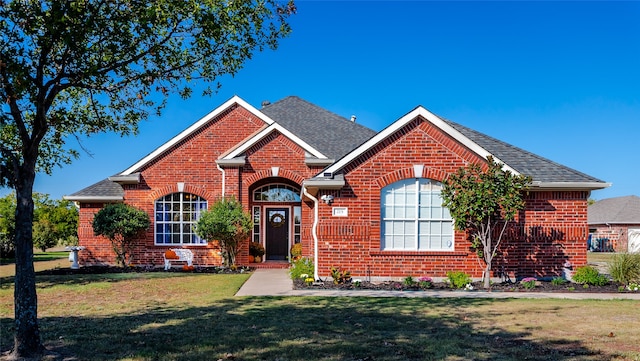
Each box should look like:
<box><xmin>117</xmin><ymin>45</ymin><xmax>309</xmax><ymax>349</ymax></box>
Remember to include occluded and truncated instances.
<box><xmin>77</xmin><ymin>107</ymin><xmax>591</xmax><ymax>281</ymax></box>
<box><xmin>309</xmin><ymin>118</ymin><xmax>590</xmax><ymax>280</ymax></box>
<box><xmin>589</xmin><ymin>224</ymin><xmax>634</xmax><ymax>252</ymax></box>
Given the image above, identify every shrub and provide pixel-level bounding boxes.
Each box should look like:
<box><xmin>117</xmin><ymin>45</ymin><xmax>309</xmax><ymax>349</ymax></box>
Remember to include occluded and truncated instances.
<box><xmin>446</xmin><ymin>271</ymin><xmax>472</xmax><ymax>289</ymax></box>
<box><xmin>418</xmin><ymin>276</ymin><xmax>433</xmax><ymax>289</ymax></box>
<box><xmin>551</xmin><ymin>277</ymin><xmax>567</xmax><ymax>286</ymax></box>
<box><xmin>520</xmin><ymin>277</ymin><xmax>537</xmax><ymax>289</ymax></box>
<box><xmin>572</xmin><ymin>265</ymin><xmax>609</xmax><ymax>286</ymax></box>
<box><xmin>330</xmin><ymin>266</ymin><xmax>351</xmax><ymax>284</ymax></box>
<box><xmin>92</xmin><ymin>203</ymin><xmax>150</xmax><ymax>267</ymax></box>
<box><xmin>289</xmin><ymin>257</ymin><xmax>314</xmax><ymax>280</ymax></box>
<box><xmin>608</xmin><ymin>253</ymin><xmax>640</xmax><ymax>285</ymax></box>
<box><xmin>403</xmin><ymin>275</ymin><xmax>416</xmax><ymax>287</ymax></box>
<box><xmin>195</xmin><ymin>197</ymin><xmax>252</xmax><ymax>267</ymax></box>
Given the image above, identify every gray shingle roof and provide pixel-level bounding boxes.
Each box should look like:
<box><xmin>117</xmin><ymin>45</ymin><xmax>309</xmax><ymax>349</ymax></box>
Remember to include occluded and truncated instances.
<box><xmin>261</xmin><ymin>96</ymin><xmax>377</xmax><ymax>160</ymax></box>
<box><xmin>65</xmin><ymin>178</ymin><xmax>123</xmax><ymax>200</ymax></box>
<box><xmin>66</xmin><ymin>96</ymin><xmax>607</xmax><ymax>200</ymax></box>
<box><xmin>588</xmin><ymin>195</ymin><xmax>640</xmax><ymax>225</ymax></box>
<box><xmin>444</xmin><ymin>119</ymin><xmax>605</xmax><ymax>184</ymax></box>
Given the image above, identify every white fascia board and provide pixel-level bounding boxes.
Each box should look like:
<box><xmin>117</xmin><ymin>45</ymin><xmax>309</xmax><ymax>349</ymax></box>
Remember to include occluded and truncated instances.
<box><xmin>63</xmin><ymin>195</ymin><xmax>123</xmax><ymax>202</ymax></box>
<box><xmin>321</xmin><ymin>106</ymin><xmax>519</xmax><ymax>177</ymax></box>
<box><xmin>121</xmin><ymin>95</ymin><xmax>274</xmax><ymax>175</ymax></box>
<box><xmin>530</xmin><ymin>181</ymin><xmax>612</xmax><ymax>190</ymax></box>
<box><xmin>222</xmin><ymin>123</ymin><xmax>327</xmax><ymax>160</ymax></box>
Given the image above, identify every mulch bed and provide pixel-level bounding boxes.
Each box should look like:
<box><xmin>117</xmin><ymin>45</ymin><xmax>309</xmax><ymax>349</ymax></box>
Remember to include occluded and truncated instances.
<box><xmin>292</xmin><ymin>278</ymin><xmax>634</xmax><ymax>294</ymax></box>
<box><xmin>34</xmin><ymin>266</ymin><xmax>637</xmax><ymax>294</ymax></box>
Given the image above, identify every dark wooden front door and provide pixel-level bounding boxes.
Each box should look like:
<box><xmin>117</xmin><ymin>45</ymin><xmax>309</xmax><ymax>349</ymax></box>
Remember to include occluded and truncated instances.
<box><xmin>266</xmin><ymin>208</ymin><xmax>289</xmax><ymax>260</ymax></box>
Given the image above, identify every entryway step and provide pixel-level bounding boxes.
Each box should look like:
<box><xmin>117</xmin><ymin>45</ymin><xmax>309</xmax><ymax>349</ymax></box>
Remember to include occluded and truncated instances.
<box><xmin>251</xmin><ymin>262</ymin><xmax>290</xmax><ymax>269</ymax></box>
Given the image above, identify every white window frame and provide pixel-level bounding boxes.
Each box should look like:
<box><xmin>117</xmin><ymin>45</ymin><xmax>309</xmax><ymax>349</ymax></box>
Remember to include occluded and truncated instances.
<box><xmin>381</xmin><ymin>178</ymin><xmax>454</xmax><ymax>251</ymax></box>
<box><xmin>154</xmin><ymin>192</ymin><xmax>207</xmax><ymax>246</ymax></box>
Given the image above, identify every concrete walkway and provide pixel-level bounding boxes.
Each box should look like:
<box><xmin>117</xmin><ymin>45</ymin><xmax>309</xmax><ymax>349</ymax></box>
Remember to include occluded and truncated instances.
<box><xmin>235</xmin><ymin>268</ymin><xmax>640</xmax><ymax>300</ymax></box>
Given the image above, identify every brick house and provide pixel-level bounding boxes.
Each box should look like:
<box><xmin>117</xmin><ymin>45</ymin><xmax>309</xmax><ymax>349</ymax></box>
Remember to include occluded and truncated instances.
<box><xmin>66</xmin><ymin>95</ymin><xmax>609</xmax><ymax>280</ymax></box>
<box><xmin>588</xmin><ymin>195</ymin><xmax>640</xmax><ymax>253</ymax></box>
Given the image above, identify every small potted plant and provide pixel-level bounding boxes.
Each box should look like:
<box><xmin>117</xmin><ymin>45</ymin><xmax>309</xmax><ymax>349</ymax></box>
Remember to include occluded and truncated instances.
<box><xmin>249</xmin><ymin>242</ymin><xmax>265</xmax><ymax>263</ymax></box>
<box><xmin>290</xmin><ymin>243</ymin><xmax>302</xmax><ymax>261</ymax></box>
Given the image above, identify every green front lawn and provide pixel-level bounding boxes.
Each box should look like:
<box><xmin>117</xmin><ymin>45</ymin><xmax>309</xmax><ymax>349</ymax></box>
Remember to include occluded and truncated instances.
<box><xmin>1</xmin><ymin>270</ymin><xmax>639</xmax><ymax>360</ymax></box>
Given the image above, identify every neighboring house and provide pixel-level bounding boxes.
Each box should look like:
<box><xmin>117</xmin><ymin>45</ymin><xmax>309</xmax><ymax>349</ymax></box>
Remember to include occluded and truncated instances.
<box><xmin>65</xmin><ymin>95</ymin><xmax>609</xmax><ymax>280</ymax></box>
<box><xmin>588</xmin><ymin>195</ymin><xmax>640</xmax><ymax>253</ymax></box>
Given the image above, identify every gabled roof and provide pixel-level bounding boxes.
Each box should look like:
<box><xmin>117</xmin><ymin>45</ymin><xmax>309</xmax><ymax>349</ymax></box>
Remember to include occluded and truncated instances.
<box><xmin>588</xmin><ymin>195</ymin><xmax>640</xmax><ymax>225</ymax></box>
<box><xmin>260</xmin><ymin>96</ymin><xmax>377</xmax><ymax>160</ymax></box>
<box><xmin>121</xmin><ymin>95</ymin><xmax>275</xmax><ymax>175</ymax></box>
<box><xmin>319</xmin><ymin>105</ymin><xmax>608</xmax><ymax>190</ymax></box>
<box><xmin>65</xmin><ymin>96</ymin><xmax>609</xmax><ymax>201</ymax></box>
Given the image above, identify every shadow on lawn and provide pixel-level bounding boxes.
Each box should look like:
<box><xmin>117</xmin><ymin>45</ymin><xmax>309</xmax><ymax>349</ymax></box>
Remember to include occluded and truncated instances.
<box><xmin>2</xmin><ymin>297</ymin><xmax>608</xmax><ymax>361</ymax></box>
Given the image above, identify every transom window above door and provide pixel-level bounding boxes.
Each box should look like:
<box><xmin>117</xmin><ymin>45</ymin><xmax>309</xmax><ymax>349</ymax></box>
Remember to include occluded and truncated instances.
<box><xmin>253</xmin><ymin>184</ymin><xmax>301</xmax><ymax>202</ymax></box>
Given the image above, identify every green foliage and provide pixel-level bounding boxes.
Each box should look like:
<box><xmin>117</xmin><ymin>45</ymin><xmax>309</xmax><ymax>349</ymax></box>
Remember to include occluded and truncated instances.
<box><xmin>32</xmin><ymin>193</ymin><xmax>78</xmax><ymax>252</ymax></box>
<box><xmin>289</xmin><ymin>257</ymin><xmax>314</xmax><ymax>280</ymax></box>
<box><xmin>195</xmin><ymin>197</ymin><xmax>252</xmax><ymax>267</ymax></box>
<box><xmin>330</xmin><ymin>266</ymin><xmax>352</xmax><ymax>284</ymax></box>
<box><xmin>0</xmin><ymin>192</ymin><xmax>78</xmax><ymax>255</ymax></box>
<box><xmin>446</xmin><ymin>271</ymin><xmax>472</xmax><ymax>289</ymax></box>
<box><xmin>1</xmin><ymin>0</ymin><xmax>294</xmax><ymax>354</ymax></box>
<box><xmin>572</xmin><ymin>265</ymin><xmax>609</xmax><ymax>286</ymax></box>
<box><xmin>608</xmin><ymin>253</ymin><xmax>640</xmax><ymax>285</ymax></box>
<box><xmin>92</xmin><ymin>203</ymin><xmax>150</xmax><ymax>267</ymax></box>
<box><xmin>249</xmin><ymin>242</ymin><xmax>265</xmax><ymax>258</ymax></box>
<box><xmin>0</xmin><ymin>193</ymin><xmax>16</xmax><ymax>258</ymax></box>
<box><xmin>403</xmin><ymin>275</ymin><xmax>416</xmax><ymax>286</ymax></box>
<box><xmin>520</xmin><ymin>277</ymin><xmax>537</xmax><ymax>290</ymax></box>
<box><xmin>441</xmin><ymin>156</ymin><xmax>531</xmax><ymax>289</ymax></box>
<box><xmin>551</xmin><ymin>277</ymin><xmax>567</xmax><ymax>286</ymax></box>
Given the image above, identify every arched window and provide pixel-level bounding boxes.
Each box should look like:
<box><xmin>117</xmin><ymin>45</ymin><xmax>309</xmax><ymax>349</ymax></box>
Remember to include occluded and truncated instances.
<box><xmin>253</xmin><ymin>184</ymin><xmax>301</xmax><ymax>202</ymax></box>
<box><xmin>155</xmin><ymin>193</ymin><xmax>207</xmax><ymax>245</ymax></box>
<box><xmin>381</xmin><ymin>179</ymin><xmax>454</xmax><ymax>251</ymax></box>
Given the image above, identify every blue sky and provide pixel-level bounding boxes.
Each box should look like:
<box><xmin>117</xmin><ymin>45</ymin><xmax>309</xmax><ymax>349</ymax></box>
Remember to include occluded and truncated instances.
<box><xmin>3</xmin><ymin>1</ymin><xmax>639</xmax><ymax>201</ymax></box>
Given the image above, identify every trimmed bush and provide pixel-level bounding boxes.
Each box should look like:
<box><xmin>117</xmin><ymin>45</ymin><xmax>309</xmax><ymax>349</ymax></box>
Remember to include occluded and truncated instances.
<box><xmin>446</xmin><ymin>271</ymin><xmax>472</xmax><ymax>289</ymax></box>
<box><xmin>572</xmin><ymin>265</ymin><xmax>609</xmax><ymax>286</ymax></box>
<box><xmin>289</xmin><ymin>257</ymin><xmax>314</xmax><ymax>280</ymax></box>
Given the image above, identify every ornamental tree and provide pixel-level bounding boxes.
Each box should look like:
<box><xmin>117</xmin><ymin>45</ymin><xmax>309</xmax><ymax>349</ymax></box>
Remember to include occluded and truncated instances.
<box><xmin>441</xmin><ymin>156</ymin><xmax>531</xmax><ymax>289</ymax></box>
<box><xmin>0</xmin><ymin>0</ymin><xmax>294</xmax><ymax>356</ymax></box>
<box><xmin>196</xmin><ymin>197</ymin><xmax>252</xmax><ymax>267</ymax></box>
<box><xmin>92</xmin><ymin>203</ymin><xmax>150</xmax><ymax>267</ymax></box>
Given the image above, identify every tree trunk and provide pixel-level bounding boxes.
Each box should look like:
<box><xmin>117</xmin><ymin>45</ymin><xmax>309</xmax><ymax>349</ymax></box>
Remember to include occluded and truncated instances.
<box><xmin>483</xmin><ymin>264</ymin><xmax>492</xmax><ymax>289</ymax></box>
<box><xmin>9</xmin><ymin>165</ymin><xmax>44</xmax><ymax>358</ymax></box>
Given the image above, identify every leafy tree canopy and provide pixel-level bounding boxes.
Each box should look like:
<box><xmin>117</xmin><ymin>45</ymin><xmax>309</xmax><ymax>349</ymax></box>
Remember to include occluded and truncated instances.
<box><xmin>1</xmin><ymin>1</ymin><xmax>293</xmax><ymax>356</ymax></box>
<box><xmin>441</xmin><ymin>156</ymin><xmax>531</xmax><ymax>288</ymax></box>
<box><xmin>1</xmin><ymin>0</ymin><xmax>295</xmax><ymax>183</ymax></box>
<box><xmin>92</xmin><ymin>202</ymin><xmax>150</xmax><ymax>267</ymax></box>
<box><xmin>196</xmin><ymin>196</ymin><xmax>252</xmax><ymax>267</ymax></box>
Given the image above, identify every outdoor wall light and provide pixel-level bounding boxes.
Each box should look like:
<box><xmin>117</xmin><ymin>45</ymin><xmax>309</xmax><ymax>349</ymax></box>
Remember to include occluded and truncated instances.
<box><xmin>321</xmin><ymin>194</ymin><xmax>334</xmax><ymax>204</ymax></box>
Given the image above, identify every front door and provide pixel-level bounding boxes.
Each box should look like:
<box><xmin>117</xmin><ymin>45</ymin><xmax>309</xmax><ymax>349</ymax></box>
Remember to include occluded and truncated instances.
<box><xmin>266</xmin><ymin>208</ymin><xmax>289</xmax><ymax>260</ymax></box>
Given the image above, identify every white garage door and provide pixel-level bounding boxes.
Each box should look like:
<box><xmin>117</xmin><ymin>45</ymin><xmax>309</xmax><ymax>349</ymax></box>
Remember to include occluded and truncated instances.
<box><xmin>629</xmin><ymin>228</ymin><xmax>640</xmax><ymax>253</ymax></box>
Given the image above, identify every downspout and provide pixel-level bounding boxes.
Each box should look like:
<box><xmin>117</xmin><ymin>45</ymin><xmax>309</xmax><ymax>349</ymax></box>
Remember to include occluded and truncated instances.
<box><xmin>302</xmin><ymin>185</ymin><xmax>320</xmax><ymax>281</ymax></box>
<box><xmin>216</xmin><ymin>163</ymin><xmax>226</xmax><ymax>197</ymax></box>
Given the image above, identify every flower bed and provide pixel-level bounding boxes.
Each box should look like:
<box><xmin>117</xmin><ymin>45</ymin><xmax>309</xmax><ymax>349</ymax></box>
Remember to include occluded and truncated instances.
<box><xmin>292</xmin><ymin>278</ymin><xmax>636</xmax><ymax>293</ymax></box>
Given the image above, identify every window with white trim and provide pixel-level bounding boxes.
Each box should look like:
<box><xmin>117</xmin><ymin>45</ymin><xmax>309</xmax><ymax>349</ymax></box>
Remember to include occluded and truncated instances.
<box><xmin>381</xmin><ymin>178</ymin><xmax>454</xmax><ymax>251</ymax></box>
<box><xmin>155</xmin><ymin>193</ymin><xmax>207</xmax><ymax>245</ymax></box>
